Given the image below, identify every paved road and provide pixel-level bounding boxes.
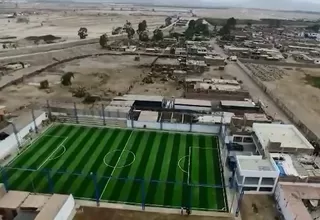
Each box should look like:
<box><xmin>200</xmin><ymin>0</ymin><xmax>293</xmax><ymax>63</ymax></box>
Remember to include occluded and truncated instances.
<box><xmin>212</xmin><ymin>39</ymin><xmax>291</xmax><ymax>123</ymax></box>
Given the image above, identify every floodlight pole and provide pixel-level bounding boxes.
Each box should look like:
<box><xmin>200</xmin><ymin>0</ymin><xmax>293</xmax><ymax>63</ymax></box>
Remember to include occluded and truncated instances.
<box><xmin>31</xmin><ymin>107</ymin><xmax>38</xmax><ymax>133</ymax></box>
<box><xmin>8</xmin><ymin>120</ymin><xmax>21</xmax><ymax>154</ymax></box>
<box><xmin>101</xmin><ymin>104</ymin><xmax>106</xmax><ymax>126</ymax></box>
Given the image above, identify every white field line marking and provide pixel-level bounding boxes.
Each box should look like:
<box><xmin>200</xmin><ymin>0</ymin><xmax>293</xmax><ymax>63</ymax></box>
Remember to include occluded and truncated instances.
<box><xmin>189</xmin><ymin>147</ymin><xmax>219</xmax><ymax>150</ymax></box>
<box><xmin>178</xmin><ymin>155</ymin><xmax>189</xmax><ymax>174</ymax></box>
<box><xmin>187</xmin><ymin>146</ymin><xmax>192</xmax><ymax>185</ymax></box>
<box><xmin>48</xmin><ymin>145</ymin><xmax>66</xmax><ymax>161</ymax></box>
<box><xmin>215</xmin><ymin>138</ymin><xmax>228</xmax><ymax>210</ymax></box>
<box><xmin>43</xmin><ymin>135</ymin><xmax>68</xmax><ymax>139</ymax></box>
<box><xmin>99</xmin><ymin>131</ymin><xmax>134</xmax><ymax>200</ymax></box>
<box><xmin>103</xmin><ymin>150</ymin><xmax>136</xmax><ymax>169</ymax></box>
<box><xmin>6</xmin><ymin>124</ymin><xmax>54</xmax><ymax>166</ymax></box>
<box><xmin>37</xmin><ymin>136</ymin><xmax>68</xmax><ymax>170</ymax></box>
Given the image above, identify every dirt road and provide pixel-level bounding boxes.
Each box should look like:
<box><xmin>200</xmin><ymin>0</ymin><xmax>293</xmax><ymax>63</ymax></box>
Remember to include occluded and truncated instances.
<box><xmin>212</xmin><ymin>39</ymin><xmax>290</xmax><ymax>123</ymax></box>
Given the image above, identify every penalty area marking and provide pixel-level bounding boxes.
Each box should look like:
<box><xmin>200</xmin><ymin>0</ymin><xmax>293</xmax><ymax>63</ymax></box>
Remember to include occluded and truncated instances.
<box><xmin>48</xmin><ymin>145</ymin><xmax>66</xmax><ymax>161</ymax></box>
<box><xmin>178</xmin><ymin>155</ymin><xmax>189</xmax><ymax>174</ymax></box>
<box><xmin>37</xmin><ymin>136</ymin><xmax>68</xmax><ymax>170</ymax></box>
<box><xmin>103</xmin><ymin>149</ymin><xmax>136</xmax><ymax>169</ymax></box>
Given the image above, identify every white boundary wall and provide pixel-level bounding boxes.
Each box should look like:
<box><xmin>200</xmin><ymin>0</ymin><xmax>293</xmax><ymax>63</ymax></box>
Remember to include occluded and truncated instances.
<box><xmin>127</xmin><ymin>120</ymin><xmax>220</xmax><ymax>134</ymax></box>
<box><xmin>0</xmin><ymin>112</ymin><xmax>47</xmax><ymax>160</ymax></box>
<box><xmin>274</xmin><ymin>183</ymin><xmax>295</xmax><ymax>220</ymax></box>
<box><xmin>54</xmin><ymin>195</ymin><xmax>75</xmax><ymax>220</ymax></box>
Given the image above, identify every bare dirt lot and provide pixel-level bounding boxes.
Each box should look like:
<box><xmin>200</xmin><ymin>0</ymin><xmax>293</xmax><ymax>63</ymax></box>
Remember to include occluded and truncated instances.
<box><xmin>1</xmin><ymin>2</ymin><xmax>319</xmax><ymax>49</ymax></box>
<box><xmin>257</xmin><ymin>66</ymin><xmax>320</xmax><ymax>139</ymax></box>
<box><xmin>240</xmin><ymin>195</ymin><xmax>279</xmax><ymax>220</ymax></box>
<box><xmin>0</xmin><ymin>5</ymin><xmax>172</xmax><ymax>49</ymax></box>
<box><xmin>0</xmin><ymin>55</ymin><xmax>184</xmax><ymax>111</ymax></box>
<box><xmin>73</xmin><ymin>206</ymin><xmax>233</xmax><ymax>220</ymax></box>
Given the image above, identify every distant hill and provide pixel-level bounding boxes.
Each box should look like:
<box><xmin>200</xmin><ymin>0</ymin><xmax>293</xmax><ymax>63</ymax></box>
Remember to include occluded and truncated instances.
<box><xmin>234</xmin><ymin>0</ymin><xmax>320</xmax><ymax>12</ymax></box>
<box><xmin>26</xmin><ymin>0</ymin><xmax>320</xmax><ymax>12</ymax></box>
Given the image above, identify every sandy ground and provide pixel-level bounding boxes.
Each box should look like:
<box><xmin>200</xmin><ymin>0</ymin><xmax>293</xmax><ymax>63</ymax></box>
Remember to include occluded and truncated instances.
<box><xmin>0</xmin><ymin>2</ymin><xmax>319</xmax><ymax>49</ymax></box>
<box><xmin>261</xmin><ymin>67</ymin><xmax>320</xmax><ymax>139</ymax></box>
<box><xmin>239</xmin><ymin>195</ymin><xmax>279</xmax><ymax>220</ymax></box>
<box><xmin>0</xmin><ymin>49</ymin><xmax>243</xmax><ymax>112</ymax></box>
<box><xmin>73</xmin><ymin>206</ymin><xmax>234</xmax><ymax>220</ymax></box>
<box><xmin>0</xmin><ymin>11</ymin><xmax>166</xmax><ymax>47</ymax></box>
<box><xmin>0</xmin><ymin>54</ymin><xmax>185</xmax><ymax>111</ymax></box>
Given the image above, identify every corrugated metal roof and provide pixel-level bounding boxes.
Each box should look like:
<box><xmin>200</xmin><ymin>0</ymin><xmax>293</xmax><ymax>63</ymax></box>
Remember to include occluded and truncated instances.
<box><xmin>114</xmin><ymin>94</ymin><xmax>164</xmax><ymax>102</ymax></box>
<box><xmin>175</xmin><ymin>98</ymin><xmax>211</xmax><ymax>107</ymax></box>
<box><xmin>220</xmin><ymin>100</ymin><xmax>256</xmax><ymax>108</ymax></box>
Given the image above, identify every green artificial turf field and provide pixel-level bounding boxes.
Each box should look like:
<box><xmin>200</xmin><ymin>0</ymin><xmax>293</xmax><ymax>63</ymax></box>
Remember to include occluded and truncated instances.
<box><xmin>2</xmin><ymin>124</ymin><xmax>228</xmax><ymax>211</ymax></box>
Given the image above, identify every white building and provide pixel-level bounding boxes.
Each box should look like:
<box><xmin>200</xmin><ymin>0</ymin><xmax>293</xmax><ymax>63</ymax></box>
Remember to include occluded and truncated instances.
<box><xmin>235</xmin><ymin>155</ymin><xmax>279</xmax><ymax>194</ymax></box>
<box><xmin>252</xmin><ymin>123</ymin><xmax>314</xmax><ymax>155</ymax></box>
<box><xmin>275</xmin><ymin>182</ymin><xmax>320</xmax><ymax>220</ymax></box>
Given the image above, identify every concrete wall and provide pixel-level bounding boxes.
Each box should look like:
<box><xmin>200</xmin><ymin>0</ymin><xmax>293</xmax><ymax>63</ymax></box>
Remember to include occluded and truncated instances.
<box><xmin>0</xmin><ymin>134</ymin><xmax>16</xmax><ymax>160</ymax></box>
<box><xmin>192</xmin><ymin>124</ymin><xmax>220</xmax><ymax>133</ymax></box>
<box><xmin>0</xmin><ymin>38</ymin><xmax>98</xmax><ymax>58</ymax></box>
<box><xmin>162</xmin><ymin>122</ymin><xmax>190</xmax><ymax>132</ymax></box>
<box><xmin>184</xmin><ymin>90</ymin><xmax>250</xmax><ymax>101</ymax></box>
<box><xmin>239</xmin><ymin>58</ymin><xmax>320</xmax><ymax>68</ymax></box>
<box><xmin>0</xmin><ymin>33</ymin><xmax>127</xmax><ymax>58</ymax></box>
<box><xmin>274</xmin><ymin>184</ymin><xmax>295</xmax><ymax>220</ymax></box>
<box><xmin>131</xmin><ymin>121</ymin><xmax>161</xmax><ymax>130</ymax></box>
<box><xmin>127</xmin><ymin>120</ymin><xmax>220</xmax><ymax>134</ymax></box>
<box><xmin>54</xmin><ymin>195</ymin><xmax>75</xmax><ymax>220</ymax></box>
<box><xmin>0</xmin><ymin>112</ymin><xmax>47</xmax><ymax>160</ymax></box>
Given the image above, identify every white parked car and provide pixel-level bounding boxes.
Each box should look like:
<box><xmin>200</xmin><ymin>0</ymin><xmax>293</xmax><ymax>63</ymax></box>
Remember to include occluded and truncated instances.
<box><xmin>229</xmin><ymin>56</ymin><xmax>238</xmax><ymax>61</ymax></box>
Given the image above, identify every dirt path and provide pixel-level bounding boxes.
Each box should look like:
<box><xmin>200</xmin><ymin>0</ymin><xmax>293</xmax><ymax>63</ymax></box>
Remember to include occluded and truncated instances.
<box><xmin>74</xmin><ymin>206</ymin><xmax>234</xmax><ymax>220</ymax></box>
<box><xmin>212</xmin><ymin>39</ymin><xmax>290</xmax><ymax>123</ymax></box>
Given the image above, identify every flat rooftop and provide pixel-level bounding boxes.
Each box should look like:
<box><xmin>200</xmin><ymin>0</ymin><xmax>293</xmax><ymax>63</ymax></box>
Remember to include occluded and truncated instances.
<box><xmin>277</xmin><ymin>182</ymin><xmax>320</xmax><ymax>220</ymax></box>
<box><xmin>0</xmin><ymin>190</ymin><xmax>29</xmax><ymax>209</ymax></box>
<box><xmin>20</xmin><ymin>194</ymin><xmax>50</xmax><ymax>210</ymax></box>
<box><xmin>185</xmin><ymin>77</ymin><xmax>239</xmax><ymax>86</ymax></box>
<box><xmin>220</xmin><ymin>100</ymin><xmax>257</xmax><ymax>108</ymax></box>
<box><xmin>244</xmin><ymin>113</ymin><xmax>271</xmax><ymax>122</ymax></box>
<box><xmin>253</xmin><ymin>123</ymin><xmax>314</xmax><ymax>150</ymax></box>
<box><xmin>138</xmin><ymin>110</ymin><xmax>158</xmax><ymax>122</ymax></box>
<box><xmin>156</xmin><ymin>58</ymin><xmax>179</xmax><ymax>66</ymax></box>
<box><xmin>237</xmin><ymin>155</ymin><xmax>276</xmax><ymax>172</ymax></box>
<box><xmin>35</xmin><ymin>194</ymin><xmax>69</xmax><ymax>220</ymax></box>
<box><xmin>195</xmin><ymin>83</ymin><xmax>241</xmax><ymax>91</ymax></box>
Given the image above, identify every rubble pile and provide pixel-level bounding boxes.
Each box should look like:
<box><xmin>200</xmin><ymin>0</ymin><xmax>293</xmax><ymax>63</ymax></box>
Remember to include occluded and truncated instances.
<box><xmin>246</xmin><ymin>64</ymin><xmax>288</xmax><ymax>81</ymax></box>
<box><xmin>141</xmin><ymin>67</ymin><xmax>178</xmax><ymax>85</ymax></box>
